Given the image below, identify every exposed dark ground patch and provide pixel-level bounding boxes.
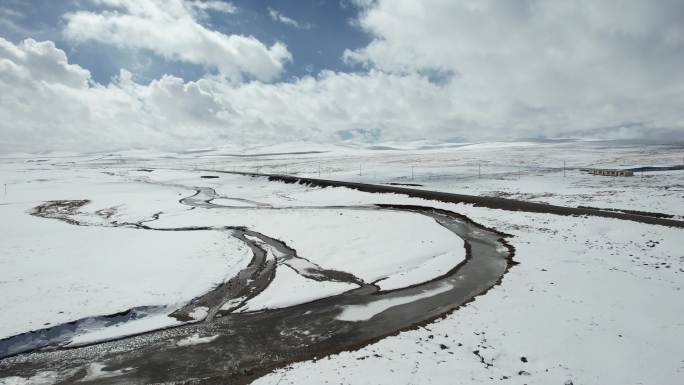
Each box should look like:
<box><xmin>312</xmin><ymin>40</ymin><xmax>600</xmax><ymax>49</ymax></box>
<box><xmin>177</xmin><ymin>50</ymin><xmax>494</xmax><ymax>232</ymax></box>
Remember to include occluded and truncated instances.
<box><xmin>385</xmin><ymin>182</ymin><xmax>424</xmax><ymax>187</ymax></box>
<box><xmin>245</xmin><ymin>172</ymin><xmax>684</xmax><ymax>228</ymax></box>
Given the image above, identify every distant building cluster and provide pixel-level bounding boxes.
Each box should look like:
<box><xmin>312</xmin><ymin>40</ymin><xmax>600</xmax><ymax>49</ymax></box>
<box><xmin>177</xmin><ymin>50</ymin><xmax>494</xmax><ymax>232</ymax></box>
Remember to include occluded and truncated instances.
<box><xmin>581</xmin><ymin>168</ymin><xmax>634</xmax><ymax>177</ymax></box>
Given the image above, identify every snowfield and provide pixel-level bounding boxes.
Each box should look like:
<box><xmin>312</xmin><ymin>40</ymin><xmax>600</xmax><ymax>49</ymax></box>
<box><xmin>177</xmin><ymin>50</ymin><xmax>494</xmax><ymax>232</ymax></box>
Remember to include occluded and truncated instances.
<box><xmin>152</xmin><ymin>207</ymin><xmax>466</xmax><ymax>287</ymax></box>
<box><xmin>255</xmin><ymin>205</ymin><xmax>684</xmax><ymax>385</ymax></box>
<box><xmin>0</xmin><ymin>189</ymin><xmax>251</xmax><ymax>341</ymax></box>
<box><xmin>0</xmin><ymin>153</ymin><xmax>468</xmax><ymax>350</ymax></box>
<box><xmin>238</xmin><ymin>265</ymin><xmax>357</xmax><ymax>313</ymax></box>
<box><xmin>1</xmin><ymin>140</ymin><xmax>683</xmax><ymax>385</ymax></box>
<box><xmin>336</xmin><ymin>283</ymin><xmax>454</xmax><ymax>322</ymax></box>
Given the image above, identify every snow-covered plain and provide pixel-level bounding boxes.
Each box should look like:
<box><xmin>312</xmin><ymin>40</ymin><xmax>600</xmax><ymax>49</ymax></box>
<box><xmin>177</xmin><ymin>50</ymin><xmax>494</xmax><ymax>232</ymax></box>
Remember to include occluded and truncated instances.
<box><xmin>149</xmin><ymin>140</ymin><xmax>684</xmax><ymax>217</ymax></box>
<box><xmin>238</xmin><ymin>265</ymin><xmax>357</xmax><ymax>313</ymax></box>
<box><xmin>1</xmin><ymin>140</ymin><xmax>683</xmax><ymax>384</ymax></box>
<box><xmin>336</xmin><ymin>282</ymin><xmax>453</xmax><ymax>322</ymax></box>
<box><xmin>0</xmin><ymin>167</ymin><xmax>252</xmax><ymax>341</ymax></box>
<box><xmin>0</xmin><ymin>153</ymin><xmax>467</xmax><ymax>350</ymax></box>
<box><xmin>255</xmin><ymin>204</ymin><xmax>684</xmax><ymax>385</ymax></box>
<box><xmin>151</xmin><ymin>206</ymin><xmax>466</xmax><ymax>288</ymax></box>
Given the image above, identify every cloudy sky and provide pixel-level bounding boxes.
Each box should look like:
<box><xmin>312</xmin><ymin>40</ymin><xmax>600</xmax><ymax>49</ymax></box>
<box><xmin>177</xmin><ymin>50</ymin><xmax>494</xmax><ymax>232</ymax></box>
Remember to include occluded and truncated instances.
<box><xmin>1</xmin><ymin>0</ymin><xmax>683</xmax><ymax>153</ymax></box>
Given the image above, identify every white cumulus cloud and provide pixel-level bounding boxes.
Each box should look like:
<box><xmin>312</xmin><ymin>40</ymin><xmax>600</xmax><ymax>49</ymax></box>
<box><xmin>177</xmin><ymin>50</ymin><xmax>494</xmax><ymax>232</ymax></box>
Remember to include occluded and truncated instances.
<box><xmin>268</xmin><ymin>7</ymin><xmax>311</xmax><ymax>29</ymax></box>
<box><xmin>187</xmin><ymin>1</ymin><xmax>237</xmax><ymax>15</ymax></box>
<box><xmin>345</xmin><ymin>0</ymin><xmax>684</xmax><ymax>139</ymax></box>
<box><xmin>2</xmin><ymin>0</ymin><xmax>684</xmax><ymax>154</ymax></box>
<box><xmin>0</xmin><ymin>37</ymin><xmax>458</xmax><ymax>153</ymax></box>
<box><xmin>62</xmin><ymin>0</ymin><xmax>291</xmax><ymax>82</ymax></box>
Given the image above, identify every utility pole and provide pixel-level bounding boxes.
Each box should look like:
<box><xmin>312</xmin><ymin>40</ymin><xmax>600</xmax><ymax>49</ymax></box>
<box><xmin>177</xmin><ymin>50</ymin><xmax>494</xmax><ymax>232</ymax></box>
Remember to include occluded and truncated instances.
<box><xmin>563</xmin><ymin>160</ymin><xmax>566</xmax><ymax>177</ymax></box>
<box><xmin>359</xmin><ymin>164</ymin><xmax>362</xmax><ymax>176</ymax></box>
